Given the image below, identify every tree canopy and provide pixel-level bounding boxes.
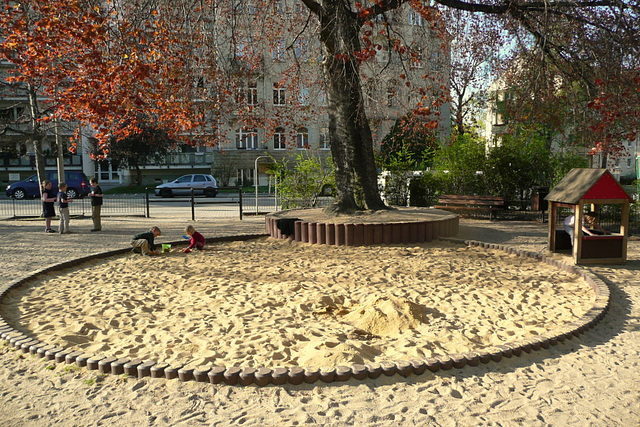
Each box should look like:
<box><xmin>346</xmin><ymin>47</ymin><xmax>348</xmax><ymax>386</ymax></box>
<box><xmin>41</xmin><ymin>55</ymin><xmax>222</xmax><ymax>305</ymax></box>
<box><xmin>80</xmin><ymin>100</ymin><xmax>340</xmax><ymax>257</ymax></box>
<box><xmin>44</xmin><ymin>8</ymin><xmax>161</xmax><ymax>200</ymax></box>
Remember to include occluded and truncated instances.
<box><xmin>1</xmin><ymin>0</ymin><xmax>638</xmax><ymax>211</ymax></box>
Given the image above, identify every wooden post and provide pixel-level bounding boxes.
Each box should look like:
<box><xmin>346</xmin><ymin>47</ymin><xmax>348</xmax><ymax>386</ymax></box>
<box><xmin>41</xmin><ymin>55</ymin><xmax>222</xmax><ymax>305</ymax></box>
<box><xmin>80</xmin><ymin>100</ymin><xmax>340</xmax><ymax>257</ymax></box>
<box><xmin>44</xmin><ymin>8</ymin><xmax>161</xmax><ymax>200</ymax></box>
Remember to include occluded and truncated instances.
<box><xmin>548</xmin><ymin>201</ymin><xmax>557</xmax><ymax>251</ymax></box>
<box><xmin>573</xmin><ymin>203</ymin><xmax>583</xmax><ymax>264</ymax></box>
<box><xmin>621</xmin><ymin>202</ymin><xmax>630</xmax><ymax>262</ymax></box>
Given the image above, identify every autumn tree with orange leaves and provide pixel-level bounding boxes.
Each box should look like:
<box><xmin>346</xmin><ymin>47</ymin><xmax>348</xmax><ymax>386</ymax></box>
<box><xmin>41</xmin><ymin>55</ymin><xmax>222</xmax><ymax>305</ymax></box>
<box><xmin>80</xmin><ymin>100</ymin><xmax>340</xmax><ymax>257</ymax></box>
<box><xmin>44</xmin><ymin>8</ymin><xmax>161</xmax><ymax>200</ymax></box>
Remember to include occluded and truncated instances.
<box><xmin>0</xmin><ymin>1</ymin><xmax>107</xmax><ymax>192</ymax></box>
<box><xmin>2</xmin><ymin>0</ymin><xmax>638</xmax><ymax>211</ymax></box>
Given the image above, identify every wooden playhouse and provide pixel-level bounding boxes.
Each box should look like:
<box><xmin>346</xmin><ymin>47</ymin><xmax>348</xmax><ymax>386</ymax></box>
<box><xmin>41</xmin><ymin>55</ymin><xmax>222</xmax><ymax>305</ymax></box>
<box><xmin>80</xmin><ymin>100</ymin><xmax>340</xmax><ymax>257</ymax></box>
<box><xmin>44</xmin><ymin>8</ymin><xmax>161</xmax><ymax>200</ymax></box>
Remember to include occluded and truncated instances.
<box><xmin>545</xmin><ymin>168</ymin><xmax>632</xmax><ymax>264</ymax></box>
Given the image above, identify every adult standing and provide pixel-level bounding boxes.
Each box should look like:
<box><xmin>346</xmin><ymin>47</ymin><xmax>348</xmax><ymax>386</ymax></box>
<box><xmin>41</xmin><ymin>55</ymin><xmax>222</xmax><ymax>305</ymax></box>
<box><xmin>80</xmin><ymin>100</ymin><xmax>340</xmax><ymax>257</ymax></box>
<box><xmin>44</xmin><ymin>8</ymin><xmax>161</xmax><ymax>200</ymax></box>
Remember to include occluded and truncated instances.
<box><xmin>41</xmin><ymin>180</ymin><xmax>56</xmax><ymax>233</ymax></box>
<box><xmin>89</xmin><ymin>177</ymin><xmax>103</xmax><ymax>232</ymax></box>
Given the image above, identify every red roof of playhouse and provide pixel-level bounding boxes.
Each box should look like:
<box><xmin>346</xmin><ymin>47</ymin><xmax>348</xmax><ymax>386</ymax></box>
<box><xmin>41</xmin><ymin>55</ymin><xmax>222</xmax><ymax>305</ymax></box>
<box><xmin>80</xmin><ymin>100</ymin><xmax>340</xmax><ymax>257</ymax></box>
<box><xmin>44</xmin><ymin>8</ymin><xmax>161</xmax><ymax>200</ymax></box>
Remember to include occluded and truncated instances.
<box><xmin>545</xmin><ymin>168</ymin><xmax>633</xmax><ymax>205</ymax></box>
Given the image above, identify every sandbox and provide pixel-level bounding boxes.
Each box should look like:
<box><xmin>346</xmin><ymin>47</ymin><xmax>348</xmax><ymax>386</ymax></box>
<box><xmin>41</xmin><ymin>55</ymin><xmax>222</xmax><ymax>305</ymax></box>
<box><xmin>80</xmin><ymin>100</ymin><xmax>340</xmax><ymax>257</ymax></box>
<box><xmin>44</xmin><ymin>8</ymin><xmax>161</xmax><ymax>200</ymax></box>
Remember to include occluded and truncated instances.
<box><xmin>0</xmin><ymin>233</ymin><xmax>610</xmax><ymax>386</ymax></box>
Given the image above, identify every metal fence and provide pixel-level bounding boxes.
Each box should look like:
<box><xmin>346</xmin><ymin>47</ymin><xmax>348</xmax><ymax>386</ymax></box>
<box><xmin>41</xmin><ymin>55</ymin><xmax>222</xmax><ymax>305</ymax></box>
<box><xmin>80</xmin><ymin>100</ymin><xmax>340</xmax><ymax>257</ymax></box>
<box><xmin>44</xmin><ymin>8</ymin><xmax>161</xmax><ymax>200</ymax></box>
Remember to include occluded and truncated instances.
<box><xmin>4</xmin><ymin>192</ymin><xmax>638</xmax><ymax>235</ymax></box>
<box><xmin>0</xmin><ymin>195</ymin><xmax>146</xmax><ymax>219</ymax></box>
<box><xmin>144</xmin><ymin>187</ymin><xmax>245</xmax><ymax>220</ymax></box>
<box><xmin>0</xmin><ymin>190</ymin><xmax>280</xmax><ymax>220</ymax></box>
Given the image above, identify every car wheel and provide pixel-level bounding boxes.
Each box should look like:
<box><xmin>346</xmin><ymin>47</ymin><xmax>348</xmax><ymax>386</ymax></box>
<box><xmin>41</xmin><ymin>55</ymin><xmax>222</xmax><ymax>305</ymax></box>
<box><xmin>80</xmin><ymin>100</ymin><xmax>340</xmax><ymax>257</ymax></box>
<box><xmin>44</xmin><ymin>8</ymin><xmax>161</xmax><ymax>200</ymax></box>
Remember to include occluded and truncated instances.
<box><xmin>204</xmin><ymin>187</ymin><xmax>217</xmax><ymax>197</ymax></box>
<box><xmin>66</xmin><ymin>188</ymin><xmax>79</xmax><ymax>199</ymax></box>
<box><xmin>12</xmin><ymin>188</ymin><xmax>27</xmax><ymax>200</ymax></box>
<box><xmin>160</xmin><ymin>188</ymin><xmax>173</xmax><ymax>198</ymax></box>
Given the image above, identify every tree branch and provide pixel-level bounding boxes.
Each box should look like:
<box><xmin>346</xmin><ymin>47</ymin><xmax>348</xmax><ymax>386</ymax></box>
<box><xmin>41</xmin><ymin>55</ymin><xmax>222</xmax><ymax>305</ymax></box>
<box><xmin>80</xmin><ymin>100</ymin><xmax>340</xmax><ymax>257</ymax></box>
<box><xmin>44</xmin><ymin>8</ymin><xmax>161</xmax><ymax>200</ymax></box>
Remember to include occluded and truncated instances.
<box><xmin>433</xmin><ymin>0</ymin><xmax>619</xmax><ymax>14</ymax></box>
<box><xmin>299</xmin><ymin>0</ymin><xmax>323</xmax><ymax>16</ymax></box>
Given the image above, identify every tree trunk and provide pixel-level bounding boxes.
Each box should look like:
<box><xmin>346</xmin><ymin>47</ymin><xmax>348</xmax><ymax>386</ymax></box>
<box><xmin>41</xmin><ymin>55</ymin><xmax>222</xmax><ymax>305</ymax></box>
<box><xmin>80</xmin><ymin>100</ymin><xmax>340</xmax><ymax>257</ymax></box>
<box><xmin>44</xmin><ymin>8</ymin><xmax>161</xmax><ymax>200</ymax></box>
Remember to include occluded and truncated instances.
<box><xmin>456</xmin><ymin>93</ymin><xmax>465</xmax><ymax>136</ymax></box>
<box><xmin>318</xmin><ymin>3</ymin><xmax>387</xmax><ymax>215</ymax></box>
<box><xmin>27</xmin><ymin>84</ymin><xmax>47</xmax><ymax>197</ymax></box>
<box><xmin>135</xmin><ymin>165</ymin><xmax>143</xmax><ymax>187</ymax></box>
<box><xmin>55</xmin><ymin>117</ymin><xmax>65</xmax><ymax>187</ymax></box>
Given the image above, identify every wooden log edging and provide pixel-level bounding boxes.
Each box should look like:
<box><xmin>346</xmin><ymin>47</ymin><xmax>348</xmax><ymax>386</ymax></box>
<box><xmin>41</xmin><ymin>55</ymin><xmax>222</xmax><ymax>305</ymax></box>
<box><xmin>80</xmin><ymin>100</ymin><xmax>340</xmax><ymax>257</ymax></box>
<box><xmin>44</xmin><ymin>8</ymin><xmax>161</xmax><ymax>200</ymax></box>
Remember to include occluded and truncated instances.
<box><xmin>264</xmin><ymin>214</ymin><xmax>460</xmax><ymax>246</ymax></box>
<box><xmin>0</xmin><ymin>236</ymin><xmax>610</xmax><ymax>387</ymax></box>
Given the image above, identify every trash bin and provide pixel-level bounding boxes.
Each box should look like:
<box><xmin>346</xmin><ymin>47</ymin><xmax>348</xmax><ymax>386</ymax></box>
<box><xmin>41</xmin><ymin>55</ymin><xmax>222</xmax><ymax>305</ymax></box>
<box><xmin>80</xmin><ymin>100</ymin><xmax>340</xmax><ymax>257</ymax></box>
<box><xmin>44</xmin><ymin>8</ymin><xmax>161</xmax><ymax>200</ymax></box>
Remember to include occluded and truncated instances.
<box><xmin>531</xmin><ymin>186</ymin><xmax>549</xmax><ymax>211</ymax></box>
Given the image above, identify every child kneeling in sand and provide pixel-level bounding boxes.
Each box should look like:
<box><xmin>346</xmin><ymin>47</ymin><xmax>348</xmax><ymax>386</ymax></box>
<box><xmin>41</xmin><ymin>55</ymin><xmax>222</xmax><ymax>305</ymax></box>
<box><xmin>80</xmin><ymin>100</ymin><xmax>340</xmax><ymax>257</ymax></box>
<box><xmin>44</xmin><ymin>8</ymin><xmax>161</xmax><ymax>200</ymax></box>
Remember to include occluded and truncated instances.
<box><xmin>131</xmin><ymin>226</ymin><xmax>162</xmax><ymax>255</ymax></box>
<box><xmin>184</xmin><ymin>225</ymin><xmax>205</xmax><ymax>253</ymax></box>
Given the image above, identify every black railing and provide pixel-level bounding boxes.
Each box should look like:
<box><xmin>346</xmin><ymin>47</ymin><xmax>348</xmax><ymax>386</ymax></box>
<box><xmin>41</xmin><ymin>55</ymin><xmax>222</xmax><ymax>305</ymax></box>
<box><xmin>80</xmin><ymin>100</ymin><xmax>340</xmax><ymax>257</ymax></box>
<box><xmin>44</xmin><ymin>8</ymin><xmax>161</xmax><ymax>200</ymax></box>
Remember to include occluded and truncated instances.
<box><xmin>144</xmin><ymin>187</ymin><xmax>243</xmax><ymax>220</ymax></box>
<box><xmin>0</xmin><ymin>194</ymin><xmax>145</xmax><ymax>219</ymax></box>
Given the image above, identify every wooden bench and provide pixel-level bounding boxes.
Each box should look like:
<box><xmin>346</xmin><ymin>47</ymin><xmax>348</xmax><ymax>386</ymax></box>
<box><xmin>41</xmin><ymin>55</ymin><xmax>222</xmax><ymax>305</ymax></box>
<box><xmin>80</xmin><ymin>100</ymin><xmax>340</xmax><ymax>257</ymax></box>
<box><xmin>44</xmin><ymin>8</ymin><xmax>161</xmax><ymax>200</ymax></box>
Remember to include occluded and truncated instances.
<box><xmin>434</xmin><ymin>195</ymin><xmax>505</xmax><ymax>220</ymax></box>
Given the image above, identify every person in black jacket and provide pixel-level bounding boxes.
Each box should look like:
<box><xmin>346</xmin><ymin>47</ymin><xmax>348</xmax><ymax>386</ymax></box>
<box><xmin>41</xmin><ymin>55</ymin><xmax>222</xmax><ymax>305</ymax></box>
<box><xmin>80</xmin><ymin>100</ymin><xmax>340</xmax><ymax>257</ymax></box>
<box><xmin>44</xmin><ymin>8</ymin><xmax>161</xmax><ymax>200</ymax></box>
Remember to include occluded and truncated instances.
<box><xmin>131</xmin><ymin>226</ymin><xmax>162</xmax><ymax>255</ymax></box>
<box><xmin>89</xmin><ymin>177</ymin><xmax>103</xmax><ymax>232</ymax></box>
<box><xmin>42</xmin><ymin>180</ymin><xmax>57</xmax><ymax>233</ymax></box>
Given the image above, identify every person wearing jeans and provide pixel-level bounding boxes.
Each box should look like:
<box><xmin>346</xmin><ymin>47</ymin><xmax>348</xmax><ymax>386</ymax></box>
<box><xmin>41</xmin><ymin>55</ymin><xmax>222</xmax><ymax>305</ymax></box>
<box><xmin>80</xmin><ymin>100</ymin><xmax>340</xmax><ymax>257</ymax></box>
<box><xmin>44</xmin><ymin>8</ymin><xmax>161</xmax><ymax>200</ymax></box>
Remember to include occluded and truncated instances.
<box><xmin>89</xmin><ymin>177</ymin><xmax>103</xmax><ymax>231</ymax></box>
<box><xmin>57</xmin><ymin>182</ymin><xmax>72</xmax><ymax>234</ymax></box>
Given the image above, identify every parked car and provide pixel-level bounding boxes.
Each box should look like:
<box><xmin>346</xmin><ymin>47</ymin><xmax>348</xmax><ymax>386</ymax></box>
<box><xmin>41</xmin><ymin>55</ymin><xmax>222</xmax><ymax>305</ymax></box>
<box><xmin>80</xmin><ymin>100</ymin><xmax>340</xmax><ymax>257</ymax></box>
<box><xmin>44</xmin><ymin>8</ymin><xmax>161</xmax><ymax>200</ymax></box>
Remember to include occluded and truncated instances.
<box><xmin>6</xmin><ymin>171</ymin><xmax>91</xmax><ymax>200</ymax></box>
<box><xmin>154</xmin><ymin>174</ymin><xmax>218</xmax><ymax>198</ymax></box>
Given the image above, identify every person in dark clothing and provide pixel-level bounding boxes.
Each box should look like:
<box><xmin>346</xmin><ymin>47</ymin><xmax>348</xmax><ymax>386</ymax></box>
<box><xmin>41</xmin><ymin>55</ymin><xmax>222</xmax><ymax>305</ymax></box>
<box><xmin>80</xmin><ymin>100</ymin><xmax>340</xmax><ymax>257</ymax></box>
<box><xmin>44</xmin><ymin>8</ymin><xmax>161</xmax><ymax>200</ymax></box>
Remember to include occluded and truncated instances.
<box><xmin>42</xmin><ymin>180</ymin><xmax>56</xmax><ymax>233</ymax></box>
<box><xmin>131</xmin><ymin>226</ymin><xmax>162</xmax><ymax>255</ymax></box>
<box><xmin>89</xmin><ymin>177</ymin><xmax>103</xmax><ymax>232</ymax></box>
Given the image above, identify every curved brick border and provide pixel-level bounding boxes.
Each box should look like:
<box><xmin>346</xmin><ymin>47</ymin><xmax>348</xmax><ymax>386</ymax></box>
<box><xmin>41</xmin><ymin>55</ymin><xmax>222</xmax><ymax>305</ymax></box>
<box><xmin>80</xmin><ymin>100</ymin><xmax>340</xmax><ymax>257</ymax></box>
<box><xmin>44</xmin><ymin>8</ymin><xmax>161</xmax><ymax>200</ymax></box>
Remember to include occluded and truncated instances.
<box><xmin>0</xmin><ymin>235</ymin><xmax>610</xmax><ymax>386</ymax></box>
<box><xmin>265</xmin><ymin>213</ymin><xmax>459</xmax><ymax>245</ymax></box>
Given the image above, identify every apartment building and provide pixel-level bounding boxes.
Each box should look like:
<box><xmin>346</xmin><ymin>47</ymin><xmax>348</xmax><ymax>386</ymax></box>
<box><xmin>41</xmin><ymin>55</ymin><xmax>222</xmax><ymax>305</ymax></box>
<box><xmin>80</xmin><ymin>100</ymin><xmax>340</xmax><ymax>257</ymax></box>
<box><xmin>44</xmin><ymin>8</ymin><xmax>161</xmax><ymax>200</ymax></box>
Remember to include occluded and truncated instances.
<box><xmin>1</xmin><ymin>2</ymin><xmax>450</xmax><ymax>189</ymax></box>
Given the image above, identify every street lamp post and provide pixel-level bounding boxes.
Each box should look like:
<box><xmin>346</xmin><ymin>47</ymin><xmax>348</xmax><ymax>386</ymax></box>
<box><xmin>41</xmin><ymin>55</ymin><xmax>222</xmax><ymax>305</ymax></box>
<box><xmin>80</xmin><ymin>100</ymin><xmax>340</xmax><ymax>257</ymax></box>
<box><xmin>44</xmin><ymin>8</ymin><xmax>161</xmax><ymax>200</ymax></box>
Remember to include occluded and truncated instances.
<box><xmin>254</xmin><ymin>155</ymin><xmax>270</xmax><ymax>215</ymax></box>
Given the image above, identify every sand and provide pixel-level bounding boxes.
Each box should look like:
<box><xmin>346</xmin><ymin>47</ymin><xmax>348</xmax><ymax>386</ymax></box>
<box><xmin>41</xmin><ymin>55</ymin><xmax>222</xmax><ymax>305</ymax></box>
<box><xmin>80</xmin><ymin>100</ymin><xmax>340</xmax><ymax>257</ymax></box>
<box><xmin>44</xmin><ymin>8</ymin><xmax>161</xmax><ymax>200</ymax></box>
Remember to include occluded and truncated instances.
<box><xmin>0</xmin><ymin>214</ymin><xmax>638</xmax><ymax>426</ymax></box>
<box><xmin>1</xmin><ymin>239</ymin><xmax>593</xmax><ymax>370</ymax></box>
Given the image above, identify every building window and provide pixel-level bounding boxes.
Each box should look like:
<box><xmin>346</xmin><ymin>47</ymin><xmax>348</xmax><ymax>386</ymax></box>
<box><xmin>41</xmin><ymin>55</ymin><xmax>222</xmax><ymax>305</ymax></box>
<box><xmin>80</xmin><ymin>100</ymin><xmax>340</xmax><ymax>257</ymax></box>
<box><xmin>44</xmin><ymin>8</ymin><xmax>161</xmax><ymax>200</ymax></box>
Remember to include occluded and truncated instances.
<box><xmin>409</xmin><ymin>11</ymin><xmax>423</xmax><ymax>26</ymax></box>
<box><xmin>272</xmin><ymin>39</ymin><xmax>286</xmax><ymax>62</ymax></box>
<box><xmin>319</xmin><ymin>128</ymin><xmax>329</xmax><ymax>150</ymax></box>
<box><xmin>248</xmin><ymin>82</ymin><xmax>258</xmax><ymax>105</ymax></box>
<box><xmin>236</xmin><ymin>128</ymin><xmax>258</xmax><ymax>149</ymax></box>
<box><xmin>235</xmin><ymin>39</ymin><xmax>249</xmax><ymax>59</ymax></box>
<box><xmin>274</xmin><ymin>127</ymin><xmax>286</xmax><ymax>150</ymax></box>
<box><xmin>627</xmin><ymin>158</ymin><xmax>632</xmax><ymax>168</ymax></box>
<box><xmin>0</xmin><ymin>106</ymin><xmax>24</xmax><ymax>122</ymax></box>
<box><xmin>273</xmin><ymin>83</ymin><xmax>286</xmax><ymax>106</ymax></box>
<box><xmin>411</xmin><ymin>46</ymin><xmax>423</xmax><ymax>69</ymax></box>
<box><xmin>318</xmin><ymin>89</ymin><xmax>327</xmax><ymax>106</ymax></box>
<box><xmin>234</xmin><ymin>84</ymin><xmax>244</xmax><ymax>103</ymax></box>
<box><xmin>298</xmin><ymin>86</ymin><xmax>309</xmax><ymax>106</ymax></box>
<box><xmin>387</xmin><ymin>86</ymin><xmax>397</xmax><ymax>107</ymax></box>
<box><xmin>294</xmin><ymin>38</ymin><xmax>308</xmax><ymax>61</ymax></box>
<box><xmin>297</xmin><ymin>127</ymin><xmax>309</xmax><ymax>149</ymax></box>
<box><xmin>235</xmin><ymin>82</ymin><xmax>258</xmax><ymax>105</ymax></box>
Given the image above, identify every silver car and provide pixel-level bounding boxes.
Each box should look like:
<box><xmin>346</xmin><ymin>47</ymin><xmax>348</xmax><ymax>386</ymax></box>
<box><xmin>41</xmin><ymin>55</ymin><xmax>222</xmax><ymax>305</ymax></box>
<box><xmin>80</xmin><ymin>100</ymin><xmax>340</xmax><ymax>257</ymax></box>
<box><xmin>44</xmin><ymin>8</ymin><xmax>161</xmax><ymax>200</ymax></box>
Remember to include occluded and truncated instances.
<box><xmin>154</xmin><ymin>174</ymin><xmax>219</xmax><ymax>197</ymax></box>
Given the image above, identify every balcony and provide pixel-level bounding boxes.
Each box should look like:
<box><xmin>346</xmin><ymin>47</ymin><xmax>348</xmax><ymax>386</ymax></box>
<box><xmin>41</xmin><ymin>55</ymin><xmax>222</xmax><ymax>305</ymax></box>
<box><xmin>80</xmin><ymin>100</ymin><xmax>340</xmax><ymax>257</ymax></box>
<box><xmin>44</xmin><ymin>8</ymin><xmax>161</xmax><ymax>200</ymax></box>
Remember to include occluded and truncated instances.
<box><xmin>150</xmin><ymin>152</ymin><xmax>215</xmax><ymax>166</ymax></box>
<box><xmin>0</xmin><ymin>154</ymin><xmax>83</xmax><ymax>169</ymax></box>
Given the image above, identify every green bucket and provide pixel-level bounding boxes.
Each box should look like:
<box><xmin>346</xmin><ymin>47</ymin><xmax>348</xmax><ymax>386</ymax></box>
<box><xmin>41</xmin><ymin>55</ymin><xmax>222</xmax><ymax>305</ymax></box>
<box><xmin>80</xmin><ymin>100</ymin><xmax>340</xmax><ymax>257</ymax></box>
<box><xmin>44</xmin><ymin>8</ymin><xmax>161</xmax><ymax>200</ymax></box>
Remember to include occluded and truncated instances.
<box><xmin>162</xmin><ymin>244</ymin><xmax>172</xmax><ymax>253</ymax></box>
